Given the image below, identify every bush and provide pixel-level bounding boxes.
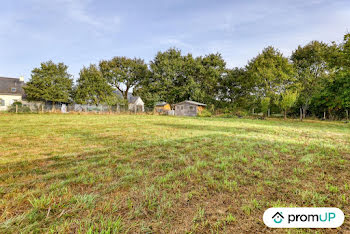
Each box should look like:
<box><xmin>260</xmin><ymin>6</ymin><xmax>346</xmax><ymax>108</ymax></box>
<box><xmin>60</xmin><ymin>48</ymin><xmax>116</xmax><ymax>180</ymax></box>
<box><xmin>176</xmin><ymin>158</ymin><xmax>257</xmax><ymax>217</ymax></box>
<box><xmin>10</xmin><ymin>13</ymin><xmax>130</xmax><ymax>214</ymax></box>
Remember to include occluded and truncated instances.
<box><xmin>8</xmin><ymin>102</ymin><xmax>31</xmax><ymax>113</ymax></box>
<box><xmin>198</xmin><ymin>109</ymin><xmax>212</xmax><ymax>117</ymax></box>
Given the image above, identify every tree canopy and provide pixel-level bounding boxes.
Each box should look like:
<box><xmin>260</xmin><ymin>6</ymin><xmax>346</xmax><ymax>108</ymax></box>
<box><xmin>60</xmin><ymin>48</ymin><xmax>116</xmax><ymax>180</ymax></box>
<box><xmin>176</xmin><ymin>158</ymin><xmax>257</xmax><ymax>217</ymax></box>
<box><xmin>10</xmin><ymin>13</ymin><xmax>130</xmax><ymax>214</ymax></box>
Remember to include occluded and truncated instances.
<box><xmin>99</xmin><ymin>57</ymin><xmax>148</xmax><ymax>101</ymax></box>
<box><xmin>74</xmin><ymin>65</ymin><xmax>114</xmax><ymax>105</ymax></box>
<box><xmin>24</xmin><ymin>61</ymin><xmax>73</xmax><ymax>105</ymax></box>
<box><xmin>23</xmin><ymin>32</ymin><xmax>350</xmax><ymax>120</ymax></box>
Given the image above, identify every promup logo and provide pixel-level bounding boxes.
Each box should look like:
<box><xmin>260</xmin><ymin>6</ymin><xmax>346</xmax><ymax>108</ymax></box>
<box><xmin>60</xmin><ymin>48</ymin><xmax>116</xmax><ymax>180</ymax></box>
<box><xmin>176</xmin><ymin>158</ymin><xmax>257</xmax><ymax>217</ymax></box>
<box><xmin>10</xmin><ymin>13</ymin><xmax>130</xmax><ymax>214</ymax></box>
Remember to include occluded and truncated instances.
<box><xmin>272</xmin><ymin>212</ymin><xmax>284</xmax><ymax>223</ymax></box>
<box><xmin>263</xmin><ymin>208</ymin><xmax>344</xmax><ymax>228</ymax></box>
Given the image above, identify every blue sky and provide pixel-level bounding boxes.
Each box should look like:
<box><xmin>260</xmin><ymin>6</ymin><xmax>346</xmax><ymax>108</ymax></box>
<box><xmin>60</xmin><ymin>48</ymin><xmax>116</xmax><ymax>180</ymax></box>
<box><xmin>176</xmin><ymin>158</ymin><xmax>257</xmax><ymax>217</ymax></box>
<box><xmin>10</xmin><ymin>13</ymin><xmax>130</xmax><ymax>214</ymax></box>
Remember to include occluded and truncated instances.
<box><xmin>1</xmin><ymin>0</ymin><xmax>349</xmax><ymax>81</ymax></box>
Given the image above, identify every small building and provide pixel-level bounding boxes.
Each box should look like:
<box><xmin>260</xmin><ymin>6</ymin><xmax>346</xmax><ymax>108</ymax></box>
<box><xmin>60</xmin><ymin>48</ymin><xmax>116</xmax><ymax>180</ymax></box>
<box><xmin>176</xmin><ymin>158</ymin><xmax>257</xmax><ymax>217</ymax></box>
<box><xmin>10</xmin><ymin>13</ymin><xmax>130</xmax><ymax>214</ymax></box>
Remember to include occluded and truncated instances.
<box><xmin>115</xmin><ymin>90</ymin><xmax>145</xmax><ymax>112</ymax></box>
<box><xmin>155</xmin><ymin>102</ymin><xmax>171</xmax><ymax>113</ymax></box>
<box><xmin>128</xmin><ymin>95</ymin><xmax>144</xmax><ymax>112</ymax></box>
<box><xmin>174</xmin><ymin>100</ymin><xmax>206</xmax><ymax>116</ymax></box>
<box><xmin>0</xmin><ymin>77</ymin><xmax>25</xmax><ymax>111</ymax></box>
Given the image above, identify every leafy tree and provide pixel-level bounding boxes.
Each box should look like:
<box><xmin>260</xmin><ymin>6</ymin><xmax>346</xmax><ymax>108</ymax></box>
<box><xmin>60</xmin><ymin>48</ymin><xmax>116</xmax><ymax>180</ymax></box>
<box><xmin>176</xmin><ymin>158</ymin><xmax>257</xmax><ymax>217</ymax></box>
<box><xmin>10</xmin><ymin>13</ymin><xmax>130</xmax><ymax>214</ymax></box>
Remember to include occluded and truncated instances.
<box><xmin>311</xmin><ymin>35</ymin><xmax>350</xmax><ymax>120</ymax></box>
<box><xmin>142</xmin><ymin>48</ymin><xmax>225</xmax><ymax>106</ymax></box>
<box><xmin>99</xmin><ymin>57</ymin><xmax>148</xmax><ymax>101</ymax></box>
<box><xmin>24</xmin><ymin>61</ymin><xmax>73</xmax><ymax>110</ymax></box>
<box><xmin>74</xmin><ymin>64</ymin><xmax>114</xmax><ymax>105</ymax></box>
<box><xmin>219</xmin><ymin>67</ymin><xmax>253</xmax><ymax>108</ymax></box>
<box><xmin>145</xmin><ymin>48</ymin><xmax>201</xmax><ymax>105</ymax></box>
<box><xmin>196</xmin><ymin>53</ymin><xmax>226</xmax><ymax>104</ymax></box>
<box><xmin>291</xmin><ymin>41</ymin><xmax>337</xmax><ymax>118</ymax></box>
<box><xmin>278</xmin><ymin>90</ymin><xmax>298</xmax><ymax>119</ymax></box>
<box><xmin>247</xmin><ymin>46</ymin><xmax>295</xmax><ymax>101</ymax></box>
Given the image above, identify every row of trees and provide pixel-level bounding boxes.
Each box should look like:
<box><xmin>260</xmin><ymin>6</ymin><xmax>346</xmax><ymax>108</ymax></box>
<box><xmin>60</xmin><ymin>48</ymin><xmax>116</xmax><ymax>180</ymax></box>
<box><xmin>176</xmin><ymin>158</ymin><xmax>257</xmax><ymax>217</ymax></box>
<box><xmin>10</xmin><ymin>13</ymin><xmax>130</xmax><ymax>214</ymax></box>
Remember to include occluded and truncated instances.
<box><xmin>24</xmin><ymin>33</ymin><xmax>350</xmax><ymax>119</ymax></box>
<box><xmin>24</xmin><ymin>57</ymin><xmax>148</xmax><ymax>108</ymax></box>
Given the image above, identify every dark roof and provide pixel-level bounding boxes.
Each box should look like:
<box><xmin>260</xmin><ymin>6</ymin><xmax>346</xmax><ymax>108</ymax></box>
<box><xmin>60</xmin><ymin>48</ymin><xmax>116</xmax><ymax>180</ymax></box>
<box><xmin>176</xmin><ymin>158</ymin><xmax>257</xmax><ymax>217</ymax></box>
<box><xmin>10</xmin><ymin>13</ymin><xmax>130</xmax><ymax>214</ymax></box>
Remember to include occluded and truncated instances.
<box><xmin>174</xmin><ymin>100</ymin><xmax>206</xmax><ymax>106</ymax></box>
<box><xmin>114</xmin><ymin>90</ymin><xmax>141</xmax><ymax>104</ymax></box>
<box><xmin>155</xmin><ymin>102</ymin><xmax>168</xmax><ymax>106</ymax></box>
<box><xmin>0</xmin><ymin>77</ymin><xmax>25</xmax><ymax>96</ymax></box>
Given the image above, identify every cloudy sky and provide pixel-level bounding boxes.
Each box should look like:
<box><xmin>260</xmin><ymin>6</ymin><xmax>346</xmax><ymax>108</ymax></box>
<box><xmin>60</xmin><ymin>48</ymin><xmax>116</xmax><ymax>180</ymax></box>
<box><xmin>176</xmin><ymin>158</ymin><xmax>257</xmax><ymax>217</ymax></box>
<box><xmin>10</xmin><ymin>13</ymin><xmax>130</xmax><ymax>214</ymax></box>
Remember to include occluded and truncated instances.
<box><xmin>1</xmin><ymin>0</ymin><xmax>349</xmax><ymax>80</ymax></box>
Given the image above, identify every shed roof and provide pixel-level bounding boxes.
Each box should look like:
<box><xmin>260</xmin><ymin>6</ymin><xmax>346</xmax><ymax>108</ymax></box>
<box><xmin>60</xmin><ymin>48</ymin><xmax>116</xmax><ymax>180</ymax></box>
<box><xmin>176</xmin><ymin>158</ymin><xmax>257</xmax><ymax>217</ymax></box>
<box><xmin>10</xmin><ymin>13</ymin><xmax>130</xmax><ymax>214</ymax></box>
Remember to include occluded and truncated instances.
<box><xmin>174</xmin><ymin>100</ymin><xmax>206</xmax><ymax>106</ymax></box>
<box><xmin>114</xmin><ymin>90</ymin><xmax>141</xmax><ymax>104</ymax></box>
<box><xmin>0</xmin><ymin>77</ymin><xmax>24</xmax><ymax>96</ymax></box>
<box><xmin>155</xmin><ymin>102</ymin><xmax>168</xmax><ymax>106</ymax></box>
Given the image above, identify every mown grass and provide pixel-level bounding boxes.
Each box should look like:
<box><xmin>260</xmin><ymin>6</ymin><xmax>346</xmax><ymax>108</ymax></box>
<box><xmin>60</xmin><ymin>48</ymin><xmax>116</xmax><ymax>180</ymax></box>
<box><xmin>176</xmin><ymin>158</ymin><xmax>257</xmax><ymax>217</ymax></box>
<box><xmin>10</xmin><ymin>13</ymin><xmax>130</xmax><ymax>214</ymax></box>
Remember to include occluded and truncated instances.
<box><xmin>0</xmin><ymin>114</ymin><xmax>349</xmax><ymax>233</ymax></box>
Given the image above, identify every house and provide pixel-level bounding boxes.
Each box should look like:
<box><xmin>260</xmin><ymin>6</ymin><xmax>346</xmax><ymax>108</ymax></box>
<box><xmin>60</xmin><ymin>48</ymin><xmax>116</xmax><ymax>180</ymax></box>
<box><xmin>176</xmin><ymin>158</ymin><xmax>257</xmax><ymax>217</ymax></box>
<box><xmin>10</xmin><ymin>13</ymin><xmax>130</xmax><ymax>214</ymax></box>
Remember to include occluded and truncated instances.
<box><xmin>174</xmin><ymin>100</ymin><xmax>206</xmax><ymax>116</ymax></box>
<box><xmin>155</xmin><ymin>102</ymin><xmax>171</xmax><ymax>113</ymax></box>
<box><xmin>115</xmin><ymin>90</ymin><xmax>144</xmax><ymax>112</ymax></box>
<box><xmin>0</xmin><ymin>77</ymin><xmax>25</xmax><ymax>111</ymax></box>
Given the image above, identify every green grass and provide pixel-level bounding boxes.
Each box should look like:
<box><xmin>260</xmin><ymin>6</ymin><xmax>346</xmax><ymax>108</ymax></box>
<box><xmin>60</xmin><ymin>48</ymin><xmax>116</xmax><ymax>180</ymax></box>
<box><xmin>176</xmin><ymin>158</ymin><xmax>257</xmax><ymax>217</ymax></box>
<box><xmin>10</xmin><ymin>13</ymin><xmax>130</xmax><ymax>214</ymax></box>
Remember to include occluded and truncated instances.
<box><xmin>0</xmin><ymin>113</ymin><xmax>349</xmax><ymax>233</ymax></box>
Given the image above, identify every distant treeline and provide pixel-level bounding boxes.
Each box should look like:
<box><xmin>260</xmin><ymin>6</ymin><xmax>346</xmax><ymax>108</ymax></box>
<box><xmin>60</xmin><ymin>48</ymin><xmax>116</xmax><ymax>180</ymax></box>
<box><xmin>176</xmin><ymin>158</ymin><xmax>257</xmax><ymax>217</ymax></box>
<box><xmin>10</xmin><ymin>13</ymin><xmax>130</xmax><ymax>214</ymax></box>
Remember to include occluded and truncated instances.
<box><xmin>24</xmin><ymin>33</ymin><xmax>350</xmax><ymax>120</ymax></box>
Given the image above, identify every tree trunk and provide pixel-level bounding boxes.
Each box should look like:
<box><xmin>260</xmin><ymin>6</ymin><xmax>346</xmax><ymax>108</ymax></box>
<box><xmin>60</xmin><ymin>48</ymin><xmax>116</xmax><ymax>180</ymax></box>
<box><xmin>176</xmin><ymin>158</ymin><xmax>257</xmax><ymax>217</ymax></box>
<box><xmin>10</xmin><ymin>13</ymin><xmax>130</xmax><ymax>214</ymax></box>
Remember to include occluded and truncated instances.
<box><xmin>323</xmin><ymin>111</ymin><xmax>326</xmax><ymax>120</ymax></box>
<box><xmin>16</xmin><ymin>104</ymin><xmax>18</xmax><ymax>113</ymax></box>
<box><xmin>300</xmin><ymin>107</ymin><xmax>303</xmax><ymax>121</ymax></box>
<box><xmin>252</xmin><ymin>108</ymin><xmax>255</xmax><ymax>115</ymax></box>
<box><xmin>268</xmin><ymin>108</ymin><xmax>270</xmax><ymax>117</ymax></box>
<box><xmin>346</xmin><ymin>109</ymin><xmax>349</xmax><ymax>121</ymax></box>
<box><xmin>52</xmin><ymin>102</ymin><xmax>55</xmax><ymax>112</ymax></box>
<box><xmin>284</xmin><ymin>110</ymin><xmax>287</xmax><ymax>120</ymax></box>
<box><xmin>123</xmin><ymin>87</ymin><xmax>129</xmax><ymax>101</ymax></box>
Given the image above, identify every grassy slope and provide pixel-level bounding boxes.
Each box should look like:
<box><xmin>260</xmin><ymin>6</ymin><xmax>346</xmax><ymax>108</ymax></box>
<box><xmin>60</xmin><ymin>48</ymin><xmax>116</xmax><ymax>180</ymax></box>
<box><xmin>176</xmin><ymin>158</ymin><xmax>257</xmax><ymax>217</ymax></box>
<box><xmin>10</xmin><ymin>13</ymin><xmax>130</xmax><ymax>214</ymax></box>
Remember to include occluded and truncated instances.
<box><xmin>0</xmin><ymin>114</ymin><xmax>349</xmax><ymax>233</ymax></box>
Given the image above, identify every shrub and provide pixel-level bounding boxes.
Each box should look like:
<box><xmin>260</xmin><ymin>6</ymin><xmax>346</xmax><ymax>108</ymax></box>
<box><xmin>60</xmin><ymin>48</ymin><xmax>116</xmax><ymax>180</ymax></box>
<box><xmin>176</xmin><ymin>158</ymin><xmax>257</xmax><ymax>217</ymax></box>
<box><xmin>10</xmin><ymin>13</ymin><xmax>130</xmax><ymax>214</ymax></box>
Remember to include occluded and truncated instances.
<box><xmin>8</xmin><ymin>102</ymin><xmax>31</xmax><ymax>113</ymax></box>
<box><xmin>198</xmin><ymin>109</ymin><xmax>212</xmax><ymax>117</ymax></box>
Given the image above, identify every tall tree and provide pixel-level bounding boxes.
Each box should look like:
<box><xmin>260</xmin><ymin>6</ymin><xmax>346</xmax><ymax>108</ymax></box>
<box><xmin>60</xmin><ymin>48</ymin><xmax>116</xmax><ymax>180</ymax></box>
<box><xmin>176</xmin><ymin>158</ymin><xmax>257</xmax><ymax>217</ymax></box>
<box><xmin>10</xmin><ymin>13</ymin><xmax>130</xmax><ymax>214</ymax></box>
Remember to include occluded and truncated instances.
<box><xmin>218</xmin><ymin>67</ymin><xmax>253</xmax><ymax>107</ymax></box>
<box><xmin>74</xmin><ymin>64</ymin><xmax>115</xmax><ymax>105</ymax></box>
<box><xmin>312</xmin><ymin>34</ymin><xmax>350</xmax><ymax>120</ymax></box>
<box><xmin>99</xmin><ymin>57</ymin><xmax>148</xmax><ymax>101</ymax></box>
<box><xmin>143</xmin><ymin>48</ymin><xmax>225</xmax><ymax>106</ymax></box>
<box><xmin>246</xmin><ymin>47</ymin><xmax>295</xmax><ymax>116</ymax></box>
<box><xmin>146</xmin><ymin>48</ymin><xmax>201</xmax><ymax>105</ymax></box>
<box><xmin>196</xmin><ymin>53</ymin><xmax>226</xmax><ymax>104</ymax></box>
<box><xmin>290</xmin><ymin>41</ymin><xmax>336</xmax><ymax>118</ymax></box>
<box><xmin>24</xmin><ymin>61</ymin><xmax>73</xmax><ymax>109</ymax></box>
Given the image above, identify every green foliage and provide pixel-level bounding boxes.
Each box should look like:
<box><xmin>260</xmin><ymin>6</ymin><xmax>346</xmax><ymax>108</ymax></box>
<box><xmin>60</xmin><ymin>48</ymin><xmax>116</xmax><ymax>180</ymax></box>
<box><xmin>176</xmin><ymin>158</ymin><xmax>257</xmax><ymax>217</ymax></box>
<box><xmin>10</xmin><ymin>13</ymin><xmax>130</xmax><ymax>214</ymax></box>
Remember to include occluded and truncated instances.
<box><xmin>260</xmin><ymin>97</ymin><xmax>270</xmax><ymax>116</ymax></box>
<box><xmin>291</xmin><ymin>41</ymin><xmax>337</xmax><ymax>116</ymax></box>
<box><xmin>309</xmin><ymin>35</ymin><xmax>350</xmax><ymax>119</ymax></box>
<box><xmin>279</xmin><ymin>90</ymin><xmax>298</xmax><ymax>119</ymax></box>
<box><xmin>20</xmin><ymin>33</ymin><xmax>350</xmax><ymax>120</ymax></box>
<box><xmin>74</xmin><ymin>65</ymin><xmax>114</xmax><ymax>105</ymax></box>
<box><xmin>218</xmin><ymin>67</ymin><xmax>253</xmax><ymax>107</ymax></box>
<box><xmin>138</xmin><ymin>48</ymin><xmax>225</xmax><ymax>106</ymax></box>
<box><xmin>23</xmin><ymin>61</ymin><xmax>73</xmax><ymax>103</ymax></box>
<box><xmin>8</xmin><ymin>102</ymin><xmax>31</xmax><ymax>113</ymax></box>
<box><xmin>99</xmin><ymin>57</ymin><xmax>148</xmax><ymax>100</ymax></box>
<box><xmin>197</xmin><ymin>109</ymin><xmax>212</xmax><ymax>117</ymax></box>
<box><xmin>247</xmin><ymin>46</ymin><xmax>295</xmax><ymax>99</ymax></box>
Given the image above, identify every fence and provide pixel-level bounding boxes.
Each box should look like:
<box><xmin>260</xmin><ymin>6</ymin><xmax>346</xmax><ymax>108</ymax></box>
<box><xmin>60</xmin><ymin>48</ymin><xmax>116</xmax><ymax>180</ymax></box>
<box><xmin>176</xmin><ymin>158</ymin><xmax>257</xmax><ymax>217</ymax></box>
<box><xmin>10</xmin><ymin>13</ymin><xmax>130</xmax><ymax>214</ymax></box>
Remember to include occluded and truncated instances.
<box><xmin>16</xmin><ymin>102</ymin><xmax>154</xmax><ymax>114</ymax></box>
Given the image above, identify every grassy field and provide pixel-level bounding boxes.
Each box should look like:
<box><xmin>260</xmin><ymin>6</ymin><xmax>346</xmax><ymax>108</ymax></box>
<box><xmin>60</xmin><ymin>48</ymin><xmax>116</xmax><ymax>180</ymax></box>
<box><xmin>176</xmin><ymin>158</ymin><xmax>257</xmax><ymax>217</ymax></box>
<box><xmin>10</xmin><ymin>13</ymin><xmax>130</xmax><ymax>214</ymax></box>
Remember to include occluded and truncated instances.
<box><xmin>0</xmin><ymin>114</ymin><xmax>349</xmax><ymax>233</ymax></box>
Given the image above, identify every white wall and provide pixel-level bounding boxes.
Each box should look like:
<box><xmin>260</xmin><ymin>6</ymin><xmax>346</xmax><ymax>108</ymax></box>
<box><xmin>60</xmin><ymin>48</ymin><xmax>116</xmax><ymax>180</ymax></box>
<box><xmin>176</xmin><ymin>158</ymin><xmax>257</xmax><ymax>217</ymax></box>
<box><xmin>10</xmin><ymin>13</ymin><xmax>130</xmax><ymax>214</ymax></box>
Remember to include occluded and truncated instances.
<box><xmin>128</xmin><ymin>97</ymin><xmax>145</xmax><ymax>112</ymax></box>
<box><xmin>0</xmin><ymin>94</ymin><xmax>22</xmax><ymax>111</ymax></box>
